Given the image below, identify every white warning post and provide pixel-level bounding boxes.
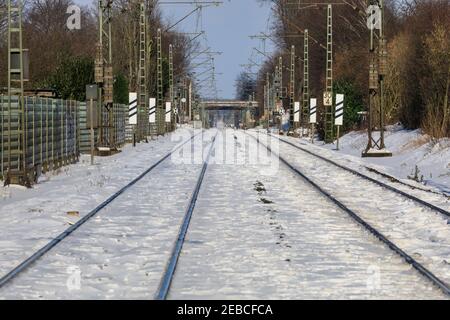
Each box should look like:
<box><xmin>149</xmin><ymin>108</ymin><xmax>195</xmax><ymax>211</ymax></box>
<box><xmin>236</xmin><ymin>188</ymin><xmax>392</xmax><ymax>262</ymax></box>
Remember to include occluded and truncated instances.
<box><xmin>294</xmin><ymin>101</ymin><xmax>300</xmax><ymax>123</ymax></box>
<box><xmin>335</xmin><ymin>94</ymin><xmax>344</xmax><ymax>126</ymax></box>
<box><xmin>129</xmin><ymin>92</ymin><xmax>137</xmax><ymax>125</ymax></box>
<box><xmin>149</xmin><ymin>98</ymin><xmax>156</xmax><ymax>123</ymax></box>
<box><xmin>309</xmin><ymin>98</ymin><xmax>317</xmax><ymax>124</ymax></box>
<box><xmin>165</xmin><ymin>102</ymin><xmax>172</xmax><ymax>123</ymax></box>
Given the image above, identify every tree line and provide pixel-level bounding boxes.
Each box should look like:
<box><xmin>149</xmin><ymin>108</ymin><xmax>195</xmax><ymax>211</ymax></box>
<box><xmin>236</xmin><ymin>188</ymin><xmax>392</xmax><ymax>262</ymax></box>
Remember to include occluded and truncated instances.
<box><xmin>247</xmin><ymin>0</ymin><xmax>449</xmax><ymax>139</ymax></box>
<box><xmin>0</xmin><ymin>0</ymin><xmax>196</xmax><ymax>104</ymax></box>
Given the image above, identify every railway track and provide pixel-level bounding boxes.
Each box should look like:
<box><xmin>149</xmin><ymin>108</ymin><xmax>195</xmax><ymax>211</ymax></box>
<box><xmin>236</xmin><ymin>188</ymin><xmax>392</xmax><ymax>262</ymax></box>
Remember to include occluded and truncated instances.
<box><xmin>155</xmin><ymin>133</ymin><xmax>217</xmax><ymax>300</ymax></box>
<box><xmin>266</xmin><ymin>132</ymin><xmax>450</xmax><ymax>218</ymax></box>
<box><xmin>246</xmin><ymin>131</ymin><xmax>450</xmax><ymax>297</ymax></box>
<box><xmin>0</xmin><ymin>131</ymin><xmax>204</xmax><ymax>290</ymax></box>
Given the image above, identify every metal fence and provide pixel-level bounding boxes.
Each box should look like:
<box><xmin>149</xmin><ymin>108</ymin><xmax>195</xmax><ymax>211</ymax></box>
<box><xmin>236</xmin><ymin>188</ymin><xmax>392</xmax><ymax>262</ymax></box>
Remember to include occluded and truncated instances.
<box><xmin>0</xmin><ymin>95</ymin><xmax>79</xmax><ymax>183</ymax></box>
<box><xmin>1</xmin><ymin>96</ymin><xmax>128</xmax><ymax>184</ymax></box>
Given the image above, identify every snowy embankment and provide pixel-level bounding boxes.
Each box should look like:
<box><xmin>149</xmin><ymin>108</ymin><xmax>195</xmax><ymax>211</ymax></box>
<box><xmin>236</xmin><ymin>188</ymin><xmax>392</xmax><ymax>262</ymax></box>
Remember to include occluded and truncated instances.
<box><xmin>303</xmin><ymin>125</ymin><xmax>450</xmax><ymax>196</ymax></box>
<box><xmin>0</xmin><ymin>128</ymin><xmax>194</xmax><ymax>278</ymax></box>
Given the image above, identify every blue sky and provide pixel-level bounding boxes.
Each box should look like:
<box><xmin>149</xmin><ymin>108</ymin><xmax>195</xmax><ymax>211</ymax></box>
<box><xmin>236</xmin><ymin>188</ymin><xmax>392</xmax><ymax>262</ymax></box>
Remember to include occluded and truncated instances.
<box><xmin>74</xmin><ymin>0</ymin><xmax>273</xmax><ymax>99</ymax></box>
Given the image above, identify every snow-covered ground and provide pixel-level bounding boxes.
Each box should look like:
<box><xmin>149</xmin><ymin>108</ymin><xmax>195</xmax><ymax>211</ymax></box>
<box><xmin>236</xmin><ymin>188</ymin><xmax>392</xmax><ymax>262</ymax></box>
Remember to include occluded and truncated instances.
<box><xmin>0</xmin><ymin>127</ymin><xmax>449</xmax><ymax>299</ymax></box>
<box><xmin>300</xmin><ymin>125</ymin><xmax>450</xmax><ymax>195</ymax></box>
<box><xmin>0</xmin><ymin>129</ymin><xmax>215</xmax><ymax>299</ymax></box>
<box><xmin>248</xmin><ymin>130</ymin><xmax>450</xmax><ymax>288</ymax></box>
<box><xmin>0</xmin><ymin>128</ymin><xmax>197</xmax><ymax>281</ymax></box>
<box><xmin>171</xmin><ymin>129</ymin><xmax>447</xmax><ymax>299</ymax></box>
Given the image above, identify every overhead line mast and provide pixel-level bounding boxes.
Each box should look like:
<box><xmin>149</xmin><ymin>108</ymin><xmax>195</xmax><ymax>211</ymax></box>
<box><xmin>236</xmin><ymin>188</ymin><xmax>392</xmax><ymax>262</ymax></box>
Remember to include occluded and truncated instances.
<box><xmin>301</xmin><ymin>29</ymin><xmax>309</xmax><ymax>137</ymax></box>
<box><xmin>5</xmin><ymin>0</ymin><xmax>27</xmax><ymax>185</ymax></box>
<box><xmin>169</xmin><ymin>43</ymin><xmax>175</xmax><ymax>131</ymax></box>
<box><xmin>137</xmin><ymin>0</ymin><xmax>148</xmax><ymax>142</ymax></box>
<box><xmin>289</xmin><ymin>45</ymin><xmax>295</xmax><ymax>133</ymax></box>
<box><xmin>156</xmin><ymin>28</ymin><xmax>165</xmax><ymax>135</ymax></box>
<box><xmin>95</xmin><ymin>0</ymin><xmax>115</xmax><ymax>153</ymax></box>
<box><xmin>363</xmin><ymin>0</ymin><xmax>391</xmax><ymax>157</ymax></box>
<box><xmin>324</xmin><ymin>4</ymin><xmax>334</xmax><ymax>143</ymax></box>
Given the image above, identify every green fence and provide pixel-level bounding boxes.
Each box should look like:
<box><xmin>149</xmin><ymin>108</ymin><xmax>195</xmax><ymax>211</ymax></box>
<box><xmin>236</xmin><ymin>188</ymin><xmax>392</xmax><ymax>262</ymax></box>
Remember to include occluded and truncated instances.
<box><xmin>1</xmin><ymin>95</ymin><xmax>79</xmax><ymax>183</ymax></box>
<box><xmin>1</xmin><ymin>96</ymin><xmax>128</xmax><ymax>184</ymax></box>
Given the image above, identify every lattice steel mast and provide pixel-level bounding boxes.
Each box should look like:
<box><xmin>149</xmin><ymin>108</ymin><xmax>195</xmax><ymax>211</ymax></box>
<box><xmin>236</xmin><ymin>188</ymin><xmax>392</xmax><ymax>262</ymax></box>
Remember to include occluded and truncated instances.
<box><xmin>289</xmin><ymin>45</ymin><xmax>295</xmax><ymax>132</ymax></box>
<box><xmin>278</xmin><ymin>56</ymin><xmax>283</xmax><ymax>101</ymax></box>
<box><xmin>5</xmin><ymin>0</ymin><xmax>26</xmax><ymax>184</ymax></box>
<box><xmin>156</xmin><ymin>28</ymin><xmax>165</xmax><ymax>135</ymax></box>
<box><xmin>169</xmin><ymin>44</ymin><xmax>174</xmax><ymax>131</ymax></box>
<box><xmin>363</xmin><ymin>0</ymin><xmax>391</xmax><ymax>157</ymax></box>
<box><xmin>324</xmin><ymin>4</ymin><xmax>334</xmax><ymax>143</ymax></box>
<box><xmin>95</xmin><ymin>0</ymin><xmax>114</xmax><ymax>151</ymax></box>
<box><xmin>137</xmin><ymin>1</ymin><xmax>148</xmax><ymax>142</ymax></box>
<box><xmin>302</xmin><ymin>29</ymin><xmax>310</xmax><ymax>136</ymax></box>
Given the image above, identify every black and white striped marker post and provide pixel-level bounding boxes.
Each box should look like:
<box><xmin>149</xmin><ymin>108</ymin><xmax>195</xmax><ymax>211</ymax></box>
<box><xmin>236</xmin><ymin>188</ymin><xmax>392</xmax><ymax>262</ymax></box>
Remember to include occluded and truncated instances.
<box><xmin>128</xmin><ymin>92</ymin><xmax>138</xmax><ymax>125</ymax></box>
<box><xmin>149</xmin><ymin>98</ymin><xmax>156</xmax><ymax>124</ymax></box>
<box><xmin>335</xmin><ymin>94</ymin><xmax>344</xmax><ymax>150</ymax></box>
<box><xmin>309</xmin><ymin>98</ymin><xmax>317</xmax><ymax>144</ymax></box>
<box><xmin>129</xmin><ymin>93</ymin><xmax>138</xmax><ymax>146</ymax></box>
<box><xmin>294</xmin><ymin>101</ymin><xmax>300</xmax><ymax>124</ymax></box>
<box><xmin>165</xmin><ymin>102</ymin><xmax>172</xmax><ymax>123</ymax></box>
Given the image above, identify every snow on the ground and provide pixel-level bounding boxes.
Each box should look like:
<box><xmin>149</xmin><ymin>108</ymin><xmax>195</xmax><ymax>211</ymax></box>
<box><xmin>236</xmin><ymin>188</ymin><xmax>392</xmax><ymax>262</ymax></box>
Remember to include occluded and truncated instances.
<box><xmin>171</xmin><ymin>129</ymin><xmax>446</xmax><ymax>299</ymax></box>
<box><xmin>0</xmin><ymin>129</ymin><xmax>216</xmax><ymax>299</ymax></box>
<box><xmin>1</xmin><ymin>127</ymin><xmax>449</xmax><ymax>299</ymax></box>
<box><xmin>305</xmin><ymin>124</ymin><xmax>450</xmax><ymax>195</ymax></box>
<box><xmin>0</xmin><ymin>128</ymin><xmax>197</xmax><ymax>278</ymax></box>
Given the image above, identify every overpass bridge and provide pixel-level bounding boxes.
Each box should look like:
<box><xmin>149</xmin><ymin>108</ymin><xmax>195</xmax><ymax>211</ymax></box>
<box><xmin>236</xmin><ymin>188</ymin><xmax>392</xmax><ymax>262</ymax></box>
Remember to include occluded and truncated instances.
<box><xmin>200</xmin><ymin>100</ymin><xmax>259</xmax><ymax>110</ymax></box>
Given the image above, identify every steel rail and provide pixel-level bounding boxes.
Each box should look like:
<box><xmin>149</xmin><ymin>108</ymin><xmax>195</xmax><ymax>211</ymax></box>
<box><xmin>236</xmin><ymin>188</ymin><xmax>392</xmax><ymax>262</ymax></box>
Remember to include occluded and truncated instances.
<box><xmin>0</xmin><ymin>131</ymin><xmax>202</xmax><ymax>289</ymax></box>
<box><xmin>267</xmin><ymin>132</ymin><xmax>450</xmax><ymax>218</ymax></box>
<box><xmin>247</xmin><ymin>132</ymin><xmax>450</xmax><ymax>297</ymax></box>
<box><xmin>155</xmin><ymin>132</ymin><xmax>217</xmax><ymax>300</ymax></box>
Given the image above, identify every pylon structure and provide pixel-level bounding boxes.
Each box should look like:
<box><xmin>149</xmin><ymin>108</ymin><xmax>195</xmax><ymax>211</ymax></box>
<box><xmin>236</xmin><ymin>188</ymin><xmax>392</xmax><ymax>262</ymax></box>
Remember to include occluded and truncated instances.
<box><xmin>168</xmin><ymin>44</ymin><xmax>174</xmax><ymax>131</ymax></box>
<box><xmin>324</xmin><ymin>4</ymin><xmax>334</xmax><ymax>143</ymax></box>
<box><xmin>137</xmin><ymin>1</ymin><xmax>148</xmax><ymax>142</ymax></box>
<box><xmin>95</xmin><ymin>0</ymin><xmax>115</xmax><ymax>152</ymax></box>
<box><xmin>301</xmin><ymin>29</ymin><xmax>310</xmax><ymax>136</ymax></box>
<box><xmin>278</xmin><ymin>56</ymin><xmax>283</xmax><ymax>101</ymax></box>
<box><xmin>266</xmin><ymin>72</ymin><xmax>271</xmax><ymax>130</ymax></box>
<box><xmin>4</xmin><ymin>0</ymin><xmax>27</xmax><ymax>185</ymax></box>
<box><xmin>363</xmin><ymin>0</ymin><xmax>391</xmax><ymax>157</ymax></box>
<box><xmin>289</xmin><ymin>45</ymin><xmax>295</xmax><ymax>132</ymax></box>
<box><xmin>156</xmin><ymin>28</ymin><xmax>165</xmax><ymax>135</ymax></box>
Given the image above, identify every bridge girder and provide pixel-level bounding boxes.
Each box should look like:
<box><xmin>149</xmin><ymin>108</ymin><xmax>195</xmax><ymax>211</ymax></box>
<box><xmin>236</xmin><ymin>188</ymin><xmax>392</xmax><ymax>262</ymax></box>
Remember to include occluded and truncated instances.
<box><xmin>201</xmin><ymin>100</ymin><xmax>258</xmax><ymax>110</ymax></box>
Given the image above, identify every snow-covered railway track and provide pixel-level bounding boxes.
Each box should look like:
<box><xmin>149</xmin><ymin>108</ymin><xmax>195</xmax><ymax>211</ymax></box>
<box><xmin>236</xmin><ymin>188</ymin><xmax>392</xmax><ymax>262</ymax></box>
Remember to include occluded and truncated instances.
<box><xmin>247</xmin><ymin>132</ymin><xmax>450</xmax><ymax>297</ymax></box>
<box><xmin>155</xmin><ymin>133</ymin><xmax>217</xmax><ymax>300</ymax></box>
<box><xmin>268</xmin><ymin>133</ymin><xmax>450</xmax><ymax>217</ymax></box>
<box><xmin>0</xmin><ymin>131</ymin><xmax>202</xmax><ymax>291</ymax></box>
